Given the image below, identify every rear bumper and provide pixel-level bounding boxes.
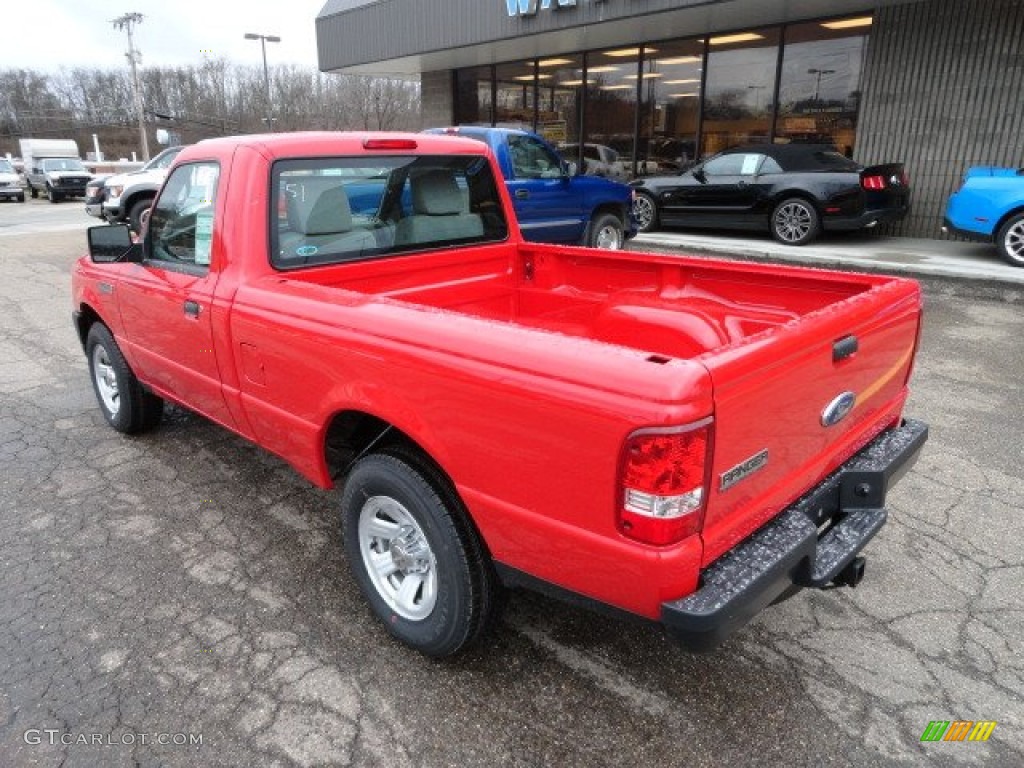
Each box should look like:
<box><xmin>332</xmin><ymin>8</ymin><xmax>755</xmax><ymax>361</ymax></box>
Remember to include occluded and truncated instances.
<box><xmin>825</xmin><ymin>204</ymin><xmax>910</xmax><ymax>232</ymax></box>
<box><xmin>941</xmin><ymin>217</ymin><xmax>993</xmax><ymax>242</ymax></box>
<box><xmin>661</xmin><ymin>418</ymin><xmax>928</xmax><ymax>651</ymax></box>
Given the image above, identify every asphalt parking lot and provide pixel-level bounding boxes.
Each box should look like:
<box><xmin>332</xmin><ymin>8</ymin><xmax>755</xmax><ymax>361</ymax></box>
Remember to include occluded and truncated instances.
<box><xmin>0</xmin><ymin>199</ymin><xmax>1021</xmax><ymax>767</ymax></box>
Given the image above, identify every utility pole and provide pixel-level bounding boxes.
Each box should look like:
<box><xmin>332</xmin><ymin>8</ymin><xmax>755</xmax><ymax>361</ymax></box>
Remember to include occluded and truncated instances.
<box><xmin>112</xmin><ymin>12</ymin><xmax>150</xmax><ymax>160</ymax></box>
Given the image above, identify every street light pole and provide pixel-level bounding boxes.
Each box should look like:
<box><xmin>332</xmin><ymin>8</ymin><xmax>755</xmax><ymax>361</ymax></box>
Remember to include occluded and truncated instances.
<box><xmin>808</xmin><ymin>68</ymin><xmax>836</xmax><ymax>102</ymax></box>
<box><xmin>244</xmin><ymin>33</ymin><xmax>281</xmax><ymax>128</ymax></box>
<box><xmin>112</xmin><ymin>12</ymin><xmax>150</xmax><ymax>160</ymax></box>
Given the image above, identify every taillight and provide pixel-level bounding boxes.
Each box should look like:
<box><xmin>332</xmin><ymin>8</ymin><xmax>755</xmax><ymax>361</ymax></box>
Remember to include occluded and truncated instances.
<box><xmin>617</xmin><ymin>421</ymin><xmax>712</xmax><ymax>546</ymax></box>
<box><xmin>862</xmin><ymin>175</ymin><xmax>885</xmax><ymax>190</ymax></box>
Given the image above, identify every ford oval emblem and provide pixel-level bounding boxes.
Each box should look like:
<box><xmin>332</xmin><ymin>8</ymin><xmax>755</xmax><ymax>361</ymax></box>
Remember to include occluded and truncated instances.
<box><xmin>821</xmin><ymin>392</ymin><xmax>857</xmax><ymax>427</ymax></box>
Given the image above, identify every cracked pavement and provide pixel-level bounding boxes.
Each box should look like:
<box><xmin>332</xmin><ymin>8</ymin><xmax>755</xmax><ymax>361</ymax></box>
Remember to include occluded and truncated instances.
<box><xmin>0</xmin><ymin>209</ymin><xmax>1020</xmax><ymax>767</ymax></box>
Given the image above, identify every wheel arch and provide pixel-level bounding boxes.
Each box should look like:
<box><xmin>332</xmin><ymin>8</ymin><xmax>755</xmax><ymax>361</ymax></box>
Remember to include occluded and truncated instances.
<box><xmin>122</xmin><ymin>188</ymin><xmax>157</xmax><ymax>212</ymax></box>
<box><xmin>74</xmin><ymin>303</ymin><xmax>105</xmax><ymax>350</ymax></box>
<box><xmin>771</xmin><ymin>190</ymin><xmax>821</xmax><ymax>211</ymax></box>
<box><xmin>322</xmin><ymin>408</ymin><xmax>493</xmax><ymax>553</ymax></box>
<box><xmin>994</xmin><ymin>205</ymin><xmax>1024</xmax><ymax>237</ymax></box>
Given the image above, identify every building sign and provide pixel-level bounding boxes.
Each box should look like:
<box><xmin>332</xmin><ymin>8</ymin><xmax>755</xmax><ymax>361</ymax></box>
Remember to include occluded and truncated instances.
<box><xmin>506</xmin><ymin>0</ymin><xmax>606</xmax><ymax>18</ymax></box>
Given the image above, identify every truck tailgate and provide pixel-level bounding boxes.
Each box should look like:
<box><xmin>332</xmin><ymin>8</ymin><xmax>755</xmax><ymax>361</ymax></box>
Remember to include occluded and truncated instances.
<box><xmin>698</xmin><ymin>278</ymin><xmax>921</xmax><ymax>567</ymax></box>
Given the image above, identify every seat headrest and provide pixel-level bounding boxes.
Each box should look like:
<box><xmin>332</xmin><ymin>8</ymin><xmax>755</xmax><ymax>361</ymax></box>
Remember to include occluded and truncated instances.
<box><xmin>411</xmin><ymin>170</ymin><xmax>465</xmax><ymax>216</ymax></box>
<box><xmin>286</xmin><ymin>177</ymin><xmax>353</xmax><ymax>235</ymax></box>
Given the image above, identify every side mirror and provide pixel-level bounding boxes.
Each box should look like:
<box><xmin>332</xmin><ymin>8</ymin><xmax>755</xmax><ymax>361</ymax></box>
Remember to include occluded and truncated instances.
<box><xmin>692</xmin><ymin>167</ymin><xmax>707</xmax><ymax>183</ymax></box>
<box><xmin>563</xmin><ymin>161</ymin><xmax>578</xmax><ymax>178</ymax></box>
<box><xmin>87</xmin><ymin>224</ymin><xmax>140</xmax><ymax>263</ymax></box>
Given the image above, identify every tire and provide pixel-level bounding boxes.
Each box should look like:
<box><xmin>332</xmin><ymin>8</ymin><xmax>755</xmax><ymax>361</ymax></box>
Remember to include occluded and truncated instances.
<box><xmin>341</xmin><ymin>452</ymin><xmax>499</xmax><ymax>657</ymax></box>
<box><xmin>17</xmin><ymin>192</ymin><xmax>25</xmax><ymax>203</ymax></box>
<box><xmin>128</xmin><ymin>198</ymin><xmax>153</xmax><ymax>234</ymax></box>
<box><xmin>771</xmin><ymin>197</ymin><xmax>821</xmax><ymax>246</ymax></box>
<box><xmin>585</xmin><ymin>212</ymin><xmax>624</xmax><ymax>250</ymax></box>
<box><xmin>996</xmin><ymin>212</ymin><xmax>1024</xmax><ymax>267</ymax></box>
<box><xmin>30</xmin><ymin>185</ymin><xmax>38</xmax><ymax>199</ymax></box>
<box><xmin>85</xmin><ymin>323</ymin><xmax>164</xmax><ymax>434</ymax></box>
<box><xmin>47</xmin><ymin>185</ymin><xmax>60</xmax><ymax>203</ymax></box>
<box><xmin>632</xmin><ymin>190</ymin><xmax>659</xmax><ymax>233</ymax></box>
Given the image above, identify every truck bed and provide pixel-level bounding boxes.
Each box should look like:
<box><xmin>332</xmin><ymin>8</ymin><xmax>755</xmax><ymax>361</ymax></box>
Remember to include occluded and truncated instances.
<box><xmin>284</xmin><ymin>241</ymin><xmax>880</xmax><ymax>360</ymax></box>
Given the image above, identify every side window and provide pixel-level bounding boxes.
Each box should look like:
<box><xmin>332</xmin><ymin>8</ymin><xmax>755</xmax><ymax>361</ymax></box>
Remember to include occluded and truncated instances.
<box><xmin>508</xmin><ymin>135</ymin><xmax>563</xmax><ymax>179</ymax></box>
<box><xmin>147</xmin><ymin>162</ymin><xmax>219</xmax><ymax>271</ymax></box>
<box><xmin>702</xmin><ymin>154</ymin><xmax>747</xmax><ymax>176</ymax></box>
<box><xmin>759</xmin><ymin>156</ymin><xmax>784</xmax><ymax>174</ymax></box>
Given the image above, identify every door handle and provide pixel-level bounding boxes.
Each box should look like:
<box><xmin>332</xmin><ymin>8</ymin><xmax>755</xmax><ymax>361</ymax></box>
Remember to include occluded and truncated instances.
<box><xmin>183</xmin><ymin>300</ymin><xmax>201</xmax><ymax>318</ymax></box>
<box><xmin>515</xmin><ymin>189</ymin><xmax>530</xmax><ymax>199</ymax></box>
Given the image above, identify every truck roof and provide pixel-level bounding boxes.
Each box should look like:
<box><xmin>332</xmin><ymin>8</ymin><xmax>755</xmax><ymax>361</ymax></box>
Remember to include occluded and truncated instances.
<box><xmin>185</xmin><ymin>131</ymin><xmax>491</xmax><ymax>162</ymax></box>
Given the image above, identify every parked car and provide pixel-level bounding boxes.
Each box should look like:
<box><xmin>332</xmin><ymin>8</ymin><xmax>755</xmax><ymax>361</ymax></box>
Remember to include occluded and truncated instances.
<box><xmin>630</xmin><ymin>144</ymin><xmax>910</xmax><ymax>246</ymax></box>
<box><xmin>558</xmin><ymin>142</ymin><xmax>626</xmax><ymax>180</ymax></box>
<box><xmin>426</xmin><ymin>127</ymin><xmax>636</xmax><ymax>249</ymax></box>
<box><xmin>102</xmin><ymin>145</ymin><xmax>186</xmax><ymax>232</ymax></box>
<box><xmin>20</xmin><ymin>138</ymin><xmax>92</xmax><ymax>203</ymax></box>
<box><xmin>84</xmin><ymin>176</ymin><xmax>112</xmax><ymax>219</ymax></box>
<box><xmin>943</xmin><ymin>165</ymin><xmax>1024</xmax><ymax>267</ymax></box>
<box><xmin>0</xmin><ymin>158</ymin><xmax>25</xmax><ymax>202</ymax></box>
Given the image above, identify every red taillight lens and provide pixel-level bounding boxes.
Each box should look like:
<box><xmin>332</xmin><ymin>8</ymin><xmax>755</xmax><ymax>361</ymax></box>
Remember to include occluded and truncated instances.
<box><xmin>862</xmin><ymin>175</ymin><xmax>885</xmax><ymax>190</ymax></box>
<box><xmin>617</xmin><ymin>423</ymin><xmax>711</xmax><ymax>546</ymax></box>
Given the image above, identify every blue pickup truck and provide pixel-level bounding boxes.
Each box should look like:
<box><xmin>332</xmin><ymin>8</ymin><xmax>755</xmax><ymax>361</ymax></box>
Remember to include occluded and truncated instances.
<box><xmin>943</xmin><ymin>166</ymin><xmax>1024</xmax><ymax>267</ymax></box>
<box><xmin>425</xmin><ymin>127</ymin><xmax>636</xmax><ymax>249</ymax></box>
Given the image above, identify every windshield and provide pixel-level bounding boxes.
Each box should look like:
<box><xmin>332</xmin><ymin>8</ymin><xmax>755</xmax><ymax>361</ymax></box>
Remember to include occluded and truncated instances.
<box><xmin>0</xmin><ymin>159</ymin><xmax>14</xmax><ymax>174</ymax></box>
<box><xmin>42</xmin><ymin>158</ymin><xmax>87</xmax><ymax>172</ymax></box>
<box><xmin>144</xmin><ymin>146</ymin><xmax>184</xmax><ymax>171</ymax></box>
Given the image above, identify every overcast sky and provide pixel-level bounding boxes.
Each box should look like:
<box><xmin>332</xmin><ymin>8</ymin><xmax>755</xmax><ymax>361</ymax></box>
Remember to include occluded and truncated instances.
<box><xmin>3</xmin><ymin>1</ymin><xmax>328</xmax><ymax>72</ymax></box>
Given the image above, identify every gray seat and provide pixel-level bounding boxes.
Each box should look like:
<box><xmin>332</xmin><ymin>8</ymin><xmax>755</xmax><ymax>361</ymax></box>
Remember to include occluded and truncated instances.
<box><xmin>280</xmin><ymin>177</ymin><xmax>376</xmax><ymax>260</ymax></box>
<box><xmin>394</xmin><ymin>170</ymin><xmax>483</xmax><ymax>247</ymax></box>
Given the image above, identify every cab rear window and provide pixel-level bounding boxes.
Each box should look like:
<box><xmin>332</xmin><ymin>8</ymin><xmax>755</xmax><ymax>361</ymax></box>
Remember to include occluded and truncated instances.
<box><xmin>271</xmin><ymin>155</ymin><xmax>508</xmax><ymax>269</ymax></box>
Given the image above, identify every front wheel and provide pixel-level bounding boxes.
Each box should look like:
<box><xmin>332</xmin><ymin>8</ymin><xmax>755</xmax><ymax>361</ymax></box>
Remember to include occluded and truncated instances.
<box><xmin>29</xmin><ymin>185</ymin><xmax>38</xmax><ymax>199</ymax></box>
<box><xmin>85</xmin><ymin>324</ymin><xmax>164</xmax><ymax>434</ymax></box>
<box><xmin>585</xmin><ymin>212</ymin><xmax>624</xmax><ymax>250</ymax></box>
<box><xmin>632</xmin><ymin>190</ymin><xmax>659</xmax><ymax>233</ymax></box>
<box><xmin>771</xmin><ymin>197</ymin><xmax>820</xmax><ymax>245</ymax></box>
<box><xmin>996</xmin><ymin>212</ymin><xmax>1024</xmax><ymax>267</ymax></box>
<box><xmin>17</xmin><ymin>192</ymin><xmax>25</xmax><ymax>203</ymax></box>
<box><xmin>47</xmin><ymin>185</ymin><xmax>60</xmax><ymax>203</ymax></box>
<box><xmin>128</xmin><ymin>199</ymin><xmax>153</xmax><ymax>234</ymax></box>
<box><xmin>341</xmin><ymin>453</ymin><xmax>499</xmax><ymax>657</ymax></box>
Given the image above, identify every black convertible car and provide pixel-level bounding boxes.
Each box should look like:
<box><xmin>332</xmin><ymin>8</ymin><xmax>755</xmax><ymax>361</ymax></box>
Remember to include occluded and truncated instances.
<box><xmin>629</xmin><ymin>144</ymin><xmax>910</xmax><ymax>245</ymax></box>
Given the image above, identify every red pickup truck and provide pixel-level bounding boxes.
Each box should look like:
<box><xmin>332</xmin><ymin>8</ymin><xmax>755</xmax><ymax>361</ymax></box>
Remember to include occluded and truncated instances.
<box><xmin>72</xmin><ymin>132</ymin><xmax>927</xmax><ymax>657</ymax></box>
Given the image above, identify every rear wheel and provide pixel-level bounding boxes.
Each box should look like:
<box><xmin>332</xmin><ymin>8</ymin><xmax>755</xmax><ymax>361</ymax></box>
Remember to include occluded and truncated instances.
<box><xmin>585</xmin><ymin>212</ymin><xmax>624</xmax><ymax>249</ymax></box>
<box><xmin>341</xmin><ymin>452</ymin><xmax>499</xmax><ymax>657</ymax></box>
<box><xmin>632</xmin><ymin>190</ymin><xmax>659</xmax><ymax>233</ymax></box>
<box><xmin>996</xmin><ymin>212</ymin><xmax>1024</xmax><ymax>267</ymax></box>
<box><xmin>771</xmin><ymin>197</ymin><xmax>820</xmax><ymax>245</ymax></box>
<box><xmin>86</xmin><ymin>323</ymin><xmax>164</xmax><ymax>434</ymax></box>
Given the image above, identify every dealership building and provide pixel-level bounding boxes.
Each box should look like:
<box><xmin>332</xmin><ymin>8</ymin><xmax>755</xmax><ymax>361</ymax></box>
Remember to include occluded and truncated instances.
<box><xmin>317</xmin><ymin>0</ymin><xmax>1024</xmax><ymax>238</ymax></box>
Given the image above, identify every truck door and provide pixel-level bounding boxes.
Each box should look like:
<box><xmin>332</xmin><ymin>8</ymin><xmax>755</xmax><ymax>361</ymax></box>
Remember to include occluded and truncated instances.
<box><xmin>504</xmin><ymin>134</ymin><xmax>585</xmax><ymax>244</ymax></box>
<box><xmin>116</xmin><ymin>160</ymin><xmax>235</xmax><ymax>428</ymax></box>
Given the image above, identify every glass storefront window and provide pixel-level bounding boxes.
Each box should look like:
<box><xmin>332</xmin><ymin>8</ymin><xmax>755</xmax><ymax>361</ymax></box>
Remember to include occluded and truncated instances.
<box><xmin>775</xmin><ymin>16</ymin><xmax>872</xmax><ymax>154</ymax></box>
<box><xmin>495</xmin><ymin>61</ymin><xmax>537</xmax><ymax>128</ymax></box>
<box><xmin>454</xmin><ymin>66</ymin><xmax>493</xmax><ymax>125</ymax></box>
<box><xmin>535</xmin><ymin>55</ymin><xmax>584</xmax><ymax>152</ymax></box>
<box><xmin>638</xmin><ymin>39</ymin><xmax>704</xmax><ymax>175</ymax></box>
<box><xmin>701</xmin><ymin>28</ymin><xmax>781</xmax><ymax>157</ymax></box>
<box><xmin>584</xmin><ymin>46</ymin><xmax>642</xmax><ymax>176</ymax></box>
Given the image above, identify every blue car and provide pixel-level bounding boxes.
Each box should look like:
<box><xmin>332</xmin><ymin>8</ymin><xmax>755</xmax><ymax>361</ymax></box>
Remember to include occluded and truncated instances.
<box><xmin>943</xmin><ymin>166</ymin><xmax>1024</xmax><ymax>267</ymax></box>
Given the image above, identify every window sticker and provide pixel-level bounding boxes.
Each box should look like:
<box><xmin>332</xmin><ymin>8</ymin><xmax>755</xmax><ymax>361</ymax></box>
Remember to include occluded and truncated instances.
<box><xmin>194</xmin><ymin>211</ymin><xmax>214</xmax><ymax>266</ymax></box>
<box><xmin>740</xmin><ymin>154</ymin><xmax>761</xmax><ymax>175</ymax></box>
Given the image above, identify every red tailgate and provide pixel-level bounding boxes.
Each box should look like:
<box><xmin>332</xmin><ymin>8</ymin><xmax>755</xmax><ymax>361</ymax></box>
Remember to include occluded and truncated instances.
<box><xmin>698</xmin><ymin>278</ymin><xmax>922</xmax><ymax>567</ymax></box>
